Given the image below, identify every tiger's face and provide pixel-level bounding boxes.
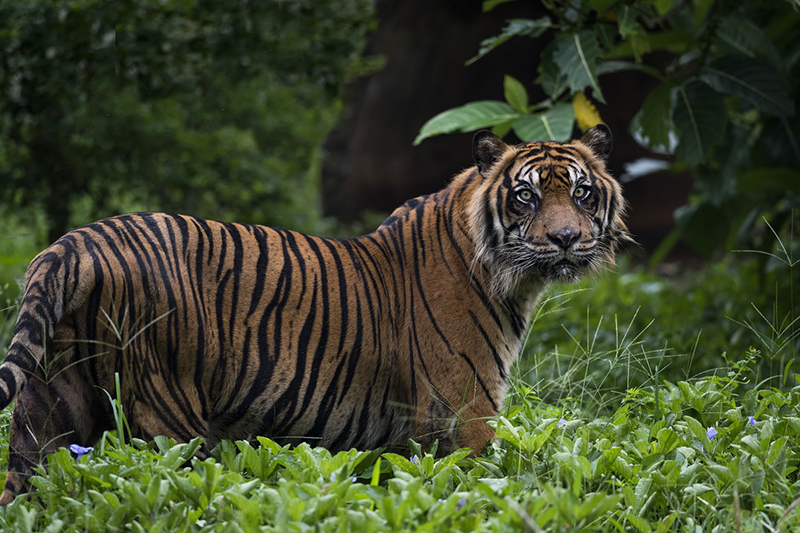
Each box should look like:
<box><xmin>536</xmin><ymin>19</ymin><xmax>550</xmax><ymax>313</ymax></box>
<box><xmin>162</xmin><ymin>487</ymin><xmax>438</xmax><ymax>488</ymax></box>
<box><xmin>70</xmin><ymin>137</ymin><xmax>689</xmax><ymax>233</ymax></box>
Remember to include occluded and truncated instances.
<box><xmin>468</xmin><ymin>125</ymin><xmax>627</xmax><ymax>296</ymax></box>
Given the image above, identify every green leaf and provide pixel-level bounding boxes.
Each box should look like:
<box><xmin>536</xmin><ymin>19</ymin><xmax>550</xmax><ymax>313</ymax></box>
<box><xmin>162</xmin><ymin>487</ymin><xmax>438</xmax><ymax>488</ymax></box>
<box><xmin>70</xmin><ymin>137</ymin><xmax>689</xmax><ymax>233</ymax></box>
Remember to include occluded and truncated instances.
<box><xmin>684</xmin><ymin>415</ymin><xmax>710</xmax><ymax>446</ymax></box>
<box><xmin>539</xmin><ymin>43</ymin><xmax>569</xmax><ymax>100</ymax></box>
<box><xmin>482</xmin><ymin>0</ymin><xmax>517</xmax><ymax>12</ymax></box>
<box><xmin>735</xmin><ymin>167</ymin><xmax>800</xmax><ymax>197</ymax></box>
<box><xmin>624</xmin><ymin>512</ymin><xmax>653</xmax><ymax>533</ymax></box>
<box><xmin>414</xmin><ymin>101</ymin><xmax>518</xmax><ymax>145</ymax></box>
<box><xmin>692</xmin><ymin>0</ymin><xmax>714</xmax><ymax>29</ymax></box>
<box><xmin>381</xmin><ymin>453</ymin><xmax>419</xmax><ymax>475</ymax></box>
<box><xmin>504</xmin><ymin>75</ymin><xmax>529</xmax><ymax>113</ymax></box>
<box><xmin>467</xmin><ymin>17</ymin><xmax>551</xmax><ymax>65</ymax></box>
<box><xmin>552</xmin><ymin>31</ymin><xmax>605</xmax><ymax>103</ymax></box>
<box><xmin>370</xmin><ymin>458</ymin><xmax>382</xmax><ymax>486</ymax></box>
<box><xmin>633</xmin><ymin>81</ymin><xmax>674</xmax><ymax>149</ymax></box>
<box><xmin>588</xmin><ymin>0</ymin><xmax>618</xmax><ymax>14</ymax></box>
<box><xmin>715</xmin><ymin>16</ymin><xmax>780</xmax><ymax>65</ymax></box>
<box><xmin>671</xmin><ymin>81</ymin><xmax>727</xmax><ymax>165</ymax></box>
<box><xmin>683</xmin><ymin>483</ymin><xmax>714</xmax><ymax>496</ymax></box>
<box><xmin>433</xmin><ymin>448</ymin><xmax>472</xmax><ymax>476</ymax></box>
<box><xmin>703</xmin><ymin>56</ymin><xmax>794</xmax><ymax>117</ymax></box>
<box><xmin>513</xmin><ymin>103</ymin><xmax>575</xmax><ymax>141</ymax></box>
<box><xmin>605</xmin><ymin>30</ymin><xmax>692</xmax><ymax>59</ymax></box>
<box><xmin>596</xmin><ymin>60</ymin><xmax>662</xmax><ymax>78</ymax></box>
<box><xmin>654</xmin><ymin>0</ymin><xmax>674</xmax><ymax>15</ymax></box>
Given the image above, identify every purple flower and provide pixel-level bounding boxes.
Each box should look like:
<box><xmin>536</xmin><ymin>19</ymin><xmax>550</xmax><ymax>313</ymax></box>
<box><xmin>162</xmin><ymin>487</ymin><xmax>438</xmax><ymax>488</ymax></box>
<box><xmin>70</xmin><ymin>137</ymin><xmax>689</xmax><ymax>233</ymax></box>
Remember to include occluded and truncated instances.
<box><xmin>351</xmin><ymin>477</ymin><xmax>357</xmax><ymax>483</ymax></box>
<box><xmin>706</xmin><ymin>427</ymin><xmax>718</xmax><ymax>440</ymax></box>
<box><xmin>69</xmin><ymin>444</ymin><xmax>94</xmax><ymax>461</ymax></box>
<box><xmin>748</xmin><ymin>416</ymin><xmax>757</xmax><ymax>426</ymax></box>
<box><xmin>558</xmin><ymin>418</ymin><xmax>568</xmax><ymax>425</ymax></box>
<box><xmin>411</xmin><ymin>454</ymin><xmax>419</xmax><ymax>465</ymax></box>
<box><xmin>438</xmin><ymin>498</ymin><xmax>444</xmax><ymax>503</ymax></box>
<box><xmin>456</xmin><ymin>498</ymin><xmax>467</xmax><ymax>510</ymax></box>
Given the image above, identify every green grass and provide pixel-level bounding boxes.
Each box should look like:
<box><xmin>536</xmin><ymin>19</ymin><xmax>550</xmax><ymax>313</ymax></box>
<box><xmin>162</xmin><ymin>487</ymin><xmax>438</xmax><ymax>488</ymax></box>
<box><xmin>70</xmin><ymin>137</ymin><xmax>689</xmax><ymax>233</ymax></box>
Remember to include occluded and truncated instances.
<box><xmin>0</xmin><ymin>240</ymin><xmax>798</xmax><ymax>531</ymax></box>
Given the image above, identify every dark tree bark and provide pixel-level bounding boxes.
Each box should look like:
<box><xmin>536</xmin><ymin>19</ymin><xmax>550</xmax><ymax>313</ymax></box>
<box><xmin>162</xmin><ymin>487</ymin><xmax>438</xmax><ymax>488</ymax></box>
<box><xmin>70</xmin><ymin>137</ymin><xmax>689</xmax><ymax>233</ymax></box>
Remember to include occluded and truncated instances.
<box><xmin>322</xmin><ymin>0</ymin><xmax>692</xmax><ymax>254</ymax></box>
<box><xmin>322</xmin><ymin>0</ymin><xmax>547</xmax><ymax>218</ymax></box>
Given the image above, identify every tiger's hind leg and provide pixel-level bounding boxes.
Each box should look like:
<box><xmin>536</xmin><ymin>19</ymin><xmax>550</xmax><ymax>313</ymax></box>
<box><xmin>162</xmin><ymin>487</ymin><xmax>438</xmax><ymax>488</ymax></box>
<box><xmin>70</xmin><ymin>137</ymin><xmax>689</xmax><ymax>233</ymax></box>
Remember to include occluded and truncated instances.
<box><xmin>0</xmin><ymin>337</ymin><xmax>111</xmax><ymax>505</ymax></box>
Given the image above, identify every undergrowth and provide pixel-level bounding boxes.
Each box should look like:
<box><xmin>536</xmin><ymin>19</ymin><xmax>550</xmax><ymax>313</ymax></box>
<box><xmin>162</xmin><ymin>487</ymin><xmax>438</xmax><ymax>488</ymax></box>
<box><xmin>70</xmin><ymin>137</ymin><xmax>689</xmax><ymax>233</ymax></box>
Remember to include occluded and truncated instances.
<box><xmin>0</xmin><ymin>234</ymin><xmax>797</xmax><ymax>531</ymax></box>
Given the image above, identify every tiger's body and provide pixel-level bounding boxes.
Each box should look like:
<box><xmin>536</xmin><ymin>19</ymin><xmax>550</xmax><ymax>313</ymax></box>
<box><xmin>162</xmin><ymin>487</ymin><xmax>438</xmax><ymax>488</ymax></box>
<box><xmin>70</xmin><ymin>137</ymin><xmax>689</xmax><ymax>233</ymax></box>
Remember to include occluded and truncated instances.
<box><xmin>0</xmin><ymin>126</ymin><xmax>627</xmax><ymax>503</ymax></box>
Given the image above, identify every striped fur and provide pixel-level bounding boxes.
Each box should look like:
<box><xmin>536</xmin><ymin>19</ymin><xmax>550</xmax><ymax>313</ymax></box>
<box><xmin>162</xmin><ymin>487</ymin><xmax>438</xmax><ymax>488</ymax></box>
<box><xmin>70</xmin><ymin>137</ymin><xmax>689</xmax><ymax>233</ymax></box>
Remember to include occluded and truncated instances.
<box><xmin>0</xmin><ymin>125</ymin><xmax>627</xmax><ymax>503</ymax></box>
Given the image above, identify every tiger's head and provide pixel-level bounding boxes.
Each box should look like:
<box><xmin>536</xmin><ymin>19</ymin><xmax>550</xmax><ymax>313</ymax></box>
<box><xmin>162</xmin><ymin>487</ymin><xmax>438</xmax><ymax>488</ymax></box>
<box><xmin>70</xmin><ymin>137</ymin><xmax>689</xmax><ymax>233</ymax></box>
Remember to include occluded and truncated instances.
<box><xmin>467</xmin><ymin>125</ymin><xmax>628</xmax><ymax>297</ymax></box>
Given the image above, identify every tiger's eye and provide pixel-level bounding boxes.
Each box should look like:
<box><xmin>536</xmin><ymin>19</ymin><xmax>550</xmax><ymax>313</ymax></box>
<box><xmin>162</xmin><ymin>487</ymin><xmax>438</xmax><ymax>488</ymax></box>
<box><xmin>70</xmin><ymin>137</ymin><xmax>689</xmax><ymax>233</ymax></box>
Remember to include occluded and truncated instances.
<box><xmin>517</xmin><ymin>189</ymin><xmax>533</xmax><ymax>202</ymax></box>
<box><xmin>574</xmin><ymin>186</ymin><xmax>590</xmax><ymax>199</ymax></box>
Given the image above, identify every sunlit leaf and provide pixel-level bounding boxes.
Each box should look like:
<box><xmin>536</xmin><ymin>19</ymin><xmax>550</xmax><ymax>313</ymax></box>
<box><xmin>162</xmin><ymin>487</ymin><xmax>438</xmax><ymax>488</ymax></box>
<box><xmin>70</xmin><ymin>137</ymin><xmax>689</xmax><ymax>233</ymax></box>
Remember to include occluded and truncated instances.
<box><xmin>414</xmin><ymin>101</ymin><xmax>519</xmax><ymax>145</ymax></box>
<box><xmin>504</xmin><ymin>75</ymin><xmax>529</xmax><ymax>114</ymax></box>
<box><xmin>573</xmin><ymin>92</ymin><xmax>602</xmax><ymax>131</ymax></box>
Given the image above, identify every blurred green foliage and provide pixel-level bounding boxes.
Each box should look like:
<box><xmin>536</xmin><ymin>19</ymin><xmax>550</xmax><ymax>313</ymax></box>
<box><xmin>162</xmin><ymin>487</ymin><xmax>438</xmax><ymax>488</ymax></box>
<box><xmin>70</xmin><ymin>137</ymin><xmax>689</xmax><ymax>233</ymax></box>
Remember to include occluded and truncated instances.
<box><xmin>415</xmin><ymin>0</ymin><xmax>800</xmax><ymax>260</ymax></box>
<box><xmin>0</xmin><ymin>0</ymin><xmax>373</xmax><ymax>245</ymax></box>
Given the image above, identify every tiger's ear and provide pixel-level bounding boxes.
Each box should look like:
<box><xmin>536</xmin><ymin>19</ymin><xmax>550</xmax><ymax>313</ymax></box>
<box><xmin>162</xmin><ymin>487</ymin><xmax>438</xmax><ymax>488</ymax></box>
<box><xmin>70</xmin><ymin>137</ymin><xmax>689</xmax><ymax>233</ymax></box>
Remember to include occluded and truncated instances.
<box><xmin>579</xmin><ymin>124</ymin><xmax>613</xmax><ymax>160</ymax></box>
<box><xmin>473</xmin><ymin>130</ymin><xmax>509</xmax><ymax>176</ymax></box>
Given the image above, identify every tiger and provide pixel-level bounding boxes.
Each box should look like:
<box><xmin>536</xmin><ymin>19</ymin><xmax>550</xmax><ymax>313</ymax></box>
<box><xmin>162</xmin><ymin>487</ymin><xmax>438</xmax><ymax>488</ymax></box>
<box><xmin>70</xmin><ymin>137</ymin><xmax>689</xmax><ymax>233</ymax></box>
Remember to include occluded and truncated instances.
<box><xmin>0</xmin><ymin>125</ymin><xmax>627</xmax><ymax>503</ymax></box>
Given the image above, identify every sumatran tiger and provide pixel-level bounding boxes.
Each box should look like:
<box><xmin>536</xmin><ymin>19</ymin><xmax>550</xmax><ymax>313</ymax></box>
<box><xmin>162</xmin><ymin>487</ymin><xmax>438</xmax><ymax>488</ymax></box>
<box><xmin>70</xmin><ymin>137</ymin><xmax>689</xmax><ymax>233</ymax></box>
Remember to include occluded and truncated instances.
<box><xmin>0</xmin><ymin>125</ymin><xmax>627</xmax><ymax>503</ymax></box>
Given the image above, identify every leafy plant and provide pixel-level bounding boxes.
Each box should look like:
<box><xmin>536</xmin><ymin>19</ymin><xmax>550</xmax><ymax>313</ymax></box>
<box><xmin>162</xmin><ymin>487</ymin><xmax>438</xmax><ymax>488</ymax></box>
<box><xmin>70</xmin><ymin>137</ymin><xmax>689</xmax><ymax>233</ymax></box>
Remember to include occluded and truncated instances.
<box><xmin>414</xmin><ymin>0</ymin><xmax>800</xmax><ymax>259</ymax></box>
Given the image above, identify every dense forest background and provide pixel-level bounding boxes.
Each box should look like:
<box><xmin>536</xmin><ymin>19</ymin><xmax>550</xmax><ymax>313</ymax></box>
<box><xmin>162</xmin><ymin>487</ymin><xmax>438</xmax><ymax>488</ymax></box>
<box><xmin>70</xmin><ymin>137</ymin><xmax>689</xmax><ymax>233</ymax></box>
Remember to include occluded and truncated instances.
<box><xmin>1</xmin><ymin>0</ymin><xmax>799</xmax><ymax>337</ymax></box>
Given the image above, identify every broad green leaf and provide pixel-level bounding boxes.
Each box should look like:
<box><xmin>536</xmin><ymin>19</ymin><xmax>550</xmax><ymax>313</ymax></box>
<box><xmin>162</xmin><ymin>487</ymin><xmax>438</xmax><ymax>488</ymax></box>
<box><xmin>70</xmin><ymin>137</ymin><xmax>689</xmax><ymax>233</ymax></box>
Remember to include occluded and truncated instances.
<box><xmin>467</xmin><ymin>17</ymin><xmax>551</xmax><ymax>65</ymax></box>
<box><xmin>381</xmin><ymin>453</ymin><xmax>419</xmax><ymax>475</ymax></box>
<box><xmin>654</xmin><ymin>0</ymin><xmax>674</xmax><ymax>15</ymax></box>
<box><xmin>433</xmin><ymin>448</ymin><xmax>472</xmax><ymax>475</ymax></box>
<box><xmin>588</xmin><ymin>0</ymin><xmax>618</xmax><ymax>14</ymax></box>
<box><xmin>671</xmin><ymin>81</ymin><xmax>727</xmax><ymax>165</ymax></box>
<box><xmin>683</xmin><ymin>483</ymin><xmax>714</xmax><ymax>496</ymax></box>
<box><xmin>633</xmin><ymin>81</ymin><xmax>674</xmax><ymax>149</ymax></box>
<box><xmin>617</xmin><ymin>6</ymin><xmax>650</xmax><ymax>61</ymax></box>
<box><xmin>692</xmin><ymin>0</ymin><xmax>714</xmax><ymax>29</ymax></box>
<box><xmin>482</xmin><ymin>0</ymin><xmax>517</xmax><ymax>12</ymax></box>
<box><xmin>414</xmin><ymin>101</ymin><xmax>518</xmax><ymax>145</ymax></box>
<box><xmin>552</xmin><ymin>31</ymin><xmax>605</xmax><ymax>103</ymax></box>
<box><xmin>491</xmin><ymin>120</ymin><xmax>514</xmax><ymax>138</ymax></box>
<box><xmin>597</xmin><ymin>60</ymin><xmax>662</xmax><ymax>78</ymax></box>
<box><xmin>715</xmin><ymin>16</ymin><xmax>780</xmax><ymax>65</ymax></box>
<box><xmin>683</xmin><ymin>415</ymin><xmax>710</xmax><ymax>446</ymax></box>
<box><xmin>634</xmin><ymin>477</ymin><xmax>653</xmax><ymax>511</ymax></box>
<box><xmin>605</xmin><ymin>30</ymin><xmax>692</xmax><ymax>59</ymax></box>
<box><xmin>504</xmin><ymin>75</ymin><xmax>529</xmax><ymax>113</ymax></box>
<box><xmin>539</xmin><ymin>42</ymin><xmax>569</xmax><ymax>100</ymax></box>
<box><xmin>703</xmin><ymin>56</ymin><xmax>794</xmax><ymax>116</ymax></box>
<box><xmin>513</xmin><ymin>103</ymin><xmax>575</xmax><ymax>141</ymax></box>
<box><xmin>624</xmin><ymin>512</ymin><xmax>653</xmax><ymax>533</ymax></box>
<box><xmin>736</xmin><ymin>167</ymin><xmax>800</xmax><ymax>197</ymax></box>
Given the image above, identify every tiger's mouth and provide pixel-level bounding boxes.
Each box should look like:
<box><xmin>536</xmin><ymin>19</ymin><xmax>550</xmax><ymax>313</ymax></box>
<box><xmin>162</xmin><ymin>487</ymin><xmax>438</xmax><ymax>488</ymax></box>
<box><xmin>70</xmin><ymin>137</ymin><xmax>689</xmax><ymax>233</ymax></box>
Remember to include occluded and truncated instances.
<box><xmin>544</xmin><ymin>259</ymin><xmax>582</xmax><ymax>282</ymax></box>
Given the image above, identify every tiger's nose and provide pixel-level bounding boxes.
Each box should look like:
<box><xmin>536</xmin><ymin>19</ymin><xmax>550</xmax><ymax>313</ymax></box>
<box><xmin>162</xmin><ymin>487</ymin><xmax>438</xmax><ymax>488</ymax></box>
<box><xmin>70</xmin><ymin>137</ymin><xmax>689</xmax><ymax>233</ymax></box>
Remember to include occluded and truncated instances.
<box><xmin>547</xmin><ymin>226</ymin><xmax>581</xmax><ymax>249</ymax></box>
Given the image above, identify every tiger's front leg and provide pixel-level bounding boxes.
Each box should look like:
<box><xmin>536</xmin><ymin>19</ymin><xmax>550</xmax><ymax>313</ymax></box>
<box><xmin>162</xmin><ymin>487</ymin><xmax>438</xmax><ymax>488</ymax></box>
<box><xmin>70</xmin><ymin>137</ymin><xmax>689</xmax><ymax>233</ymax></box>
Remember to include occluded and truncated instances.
<box><xmin>414</xmin><ymin>378</ymin><xmax>497</xmax><ymax>457</ymax></box>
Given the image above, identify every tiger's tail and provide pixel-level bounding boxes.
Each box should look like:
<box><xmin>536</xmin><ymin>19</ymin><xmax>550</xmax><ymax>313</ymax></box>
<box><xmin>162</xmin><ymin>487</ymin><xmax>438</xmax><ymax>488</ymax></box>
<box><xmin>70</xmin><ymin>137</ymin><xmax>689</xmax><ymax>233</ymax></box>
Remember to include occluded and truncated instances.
<box><xmin>0</xmin><ymin>244</ymin><xmax>77</xmax><ymax>410</ymax></box>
